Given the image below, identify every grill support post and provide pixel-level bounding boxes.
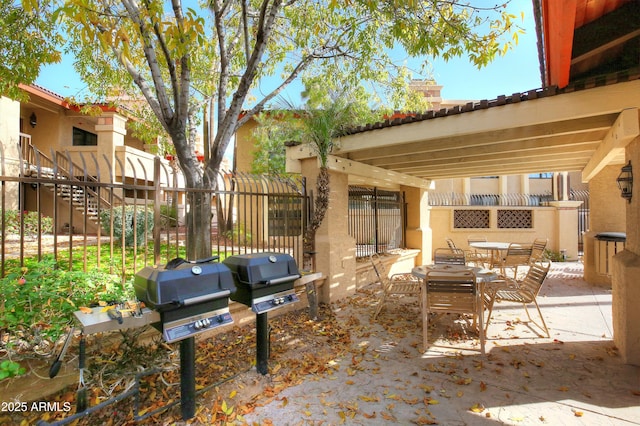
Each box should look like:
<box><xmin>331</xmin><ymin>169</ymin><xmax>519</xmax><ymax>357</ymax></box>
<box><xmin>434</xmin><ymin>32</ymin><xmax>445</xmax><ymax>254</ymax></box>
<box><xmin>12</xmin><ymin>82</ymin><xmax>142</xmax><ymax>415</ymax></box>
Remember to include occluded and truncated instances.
<box><xmin>180</xmin><ymin>337</ymin><xmax>196</xmax><ymax>420</ymax></box>
<box><xmin>256</xmin><ymin>313</ymin><xmax>269</xmax><ymax>375</ymax></box>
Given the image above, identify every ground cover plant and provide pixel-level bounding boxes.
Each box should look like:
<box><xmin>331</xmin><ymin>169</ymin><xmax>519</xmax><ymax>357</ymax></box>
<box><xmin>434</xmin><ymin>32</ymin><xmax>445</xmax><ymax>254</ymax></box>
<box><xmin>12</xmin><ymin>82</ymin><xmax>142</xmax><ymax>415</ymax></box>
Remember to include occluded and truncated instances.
<box><xmin>0</xmin><ymin>256</ymin><xmax>133</xmax><ymax>359</ymax></box>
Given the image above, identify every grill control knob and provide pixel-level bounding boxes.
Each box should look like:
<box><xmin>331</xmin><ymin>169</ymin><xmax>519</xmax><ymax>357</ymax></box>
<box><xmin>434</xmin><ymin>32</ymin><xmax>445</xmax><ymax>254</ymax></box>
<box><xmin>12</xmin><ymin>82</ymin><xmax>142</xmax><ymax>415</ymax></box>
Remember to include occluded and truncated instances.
<box><xmin>216</xmin><ymin>315</ymin><xmax>224</xmax><ymax>323</ymax></box>
<box><xmin>194</xmin><ymin>320</ymin><xmax>203</xmax><ymax>329</ymax></box>
<box><xmin>203</xmin><ymin>318</ymin><xmax>211</xmax><ymax>327</ymax></box>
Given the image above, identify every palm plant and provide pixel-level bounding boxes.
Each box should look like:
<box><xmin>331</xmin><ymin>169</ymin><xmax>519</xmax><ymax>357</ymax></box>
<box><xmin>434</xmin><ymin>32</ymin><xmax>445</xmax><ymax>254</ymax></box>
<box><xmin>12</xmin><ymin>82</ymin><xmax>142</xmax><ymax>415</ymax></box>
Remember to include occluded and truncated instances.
<box><xmin>287</xmin><ymin>89</ymin><xmax>378</xmax><ymax>254</ymax></box>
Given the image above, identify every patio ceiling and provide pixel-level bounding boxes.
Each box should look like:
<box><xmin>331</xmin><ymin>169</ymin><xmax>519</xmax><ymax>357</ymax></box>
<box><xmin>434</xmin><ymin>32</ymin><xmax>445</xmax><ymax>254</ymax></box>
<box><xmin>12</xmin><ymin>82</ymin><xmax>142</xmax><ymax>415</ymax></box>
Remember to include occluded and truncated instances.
<box><xmin>322</xmin><ymin>78</ymin><xmax>640</xmax><ymax>184</ymax></box>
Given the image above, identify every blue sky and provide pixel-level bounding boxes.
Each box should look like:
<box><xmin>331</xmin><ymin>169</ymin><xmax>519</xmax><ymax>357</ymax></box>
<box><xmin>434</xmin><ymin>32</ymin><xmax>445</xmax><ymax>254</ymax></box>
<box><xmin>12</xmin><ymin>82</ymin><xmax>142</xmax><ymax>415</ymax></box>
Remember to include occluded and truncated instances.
<box><xmin>36</xmin><ymin>1</ymin><xmax>540</xmax><ymax>104</ymax></box>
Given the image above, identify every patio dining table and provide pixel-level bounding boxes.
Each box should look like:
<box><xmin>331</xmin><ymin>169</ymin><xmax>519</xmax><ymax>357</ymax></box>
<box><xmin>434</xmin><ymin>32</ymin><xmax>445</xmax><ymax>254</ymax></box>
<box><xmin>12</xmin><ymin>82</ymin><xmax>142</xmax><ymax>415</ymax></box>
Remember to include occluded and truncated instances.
<box><xmin>469</xmin><ymin>241</ymin><xmax>515</xmax><ymax>268</ymax></box>
<box><xmin>412</xmin><ymin>264</ymin><xmax>497</xmax><ymax>354</ymax></box>
<box><xmin>411</xmin><ymin>264</ymin><xmax>498</xmax><ymax>283</ymax></box>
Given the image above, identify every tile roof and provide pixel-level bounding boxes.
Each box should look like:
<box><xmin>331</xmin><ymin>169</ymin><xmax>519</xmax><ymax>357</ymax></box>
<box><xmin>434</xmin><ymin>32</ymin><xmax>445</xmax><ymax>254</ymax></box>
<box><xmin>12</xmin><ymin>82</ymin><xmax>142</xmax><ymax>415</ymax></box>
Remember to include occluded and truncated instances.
<box><xmin>342</xmin><ymin>68</ymin><xmax>640</xmax><ymax>137</ymax></box>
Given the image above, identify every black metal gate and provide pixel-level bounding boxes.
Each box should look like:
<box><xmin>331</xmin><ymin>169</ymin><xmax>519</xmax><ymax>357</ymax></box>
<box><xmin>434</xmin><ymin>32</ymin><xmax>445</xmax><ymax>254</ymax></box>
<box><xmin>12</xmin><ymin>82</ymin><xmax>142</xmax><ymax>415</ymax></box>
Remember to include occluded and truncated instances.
<box><xmin>571</xmin><ymin>189</ymin><xmax>590</xmax><ymax>254</ymax></box>
<box><xmin>348</xmin><ymin>186</ymin><xmax>405</xmax><ymax>258</ymax></box>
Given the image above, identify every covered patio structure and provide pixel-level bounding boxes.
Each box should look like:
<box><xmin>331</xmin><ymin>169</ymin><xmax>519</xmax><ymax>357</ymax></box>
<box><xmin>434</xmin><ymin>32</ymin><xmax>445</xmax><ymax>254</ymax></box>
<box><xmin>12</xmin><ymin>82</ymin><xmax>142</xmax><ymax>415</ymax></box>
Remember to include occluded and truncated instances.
<box><xmin>286</xmin><ymin>0</ymin><xmax>640</xmax><ymax>365</ymax></box>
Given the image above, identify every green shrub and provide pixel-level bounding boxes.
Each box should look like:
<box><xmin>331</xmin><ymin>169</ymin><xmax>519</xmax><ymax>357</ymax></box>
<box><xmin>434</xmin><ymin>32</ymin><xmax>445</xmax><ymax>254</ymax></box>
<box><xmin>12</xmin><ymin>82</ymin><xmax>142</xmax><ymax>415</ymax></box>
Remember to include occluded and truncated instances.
<box><xmin>4</xmin><ymin>210</ymin><xmax>53</xmax><ymax>236</ymax></box>
<box><xmin>160</xmin><ymin>204</ymin><xmax>178</xmax><ymax>228</ymax></box>
<box><xmin>0</xmin><ymin>256</ymin><xmax>133</xmax><ymax>349</ymax></box>
<box><xmin>543</xmin><ymin>249</ymin><xmax>565</xmax><ymax>262</ymax></box>
<box><xmin>99</xmin><ymin>206</ymin><xmax>154</xmax><ymax>246</ymax></box>
<box><xmin>223</xmin><ymin>223</ymin><xmax>252</xmax><ymax>245</ymax></box>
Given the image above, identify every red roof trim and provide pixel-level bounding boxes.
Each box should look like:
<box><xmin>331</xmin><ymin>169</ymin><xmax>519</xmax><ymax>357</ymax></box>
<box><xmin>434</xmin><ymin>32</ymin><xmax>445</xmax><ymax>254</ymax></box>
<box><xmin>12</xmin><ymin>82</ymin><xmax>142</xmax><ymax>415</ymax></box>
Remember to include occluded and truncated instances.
<box><xmin>542</xmin><ymin>0</ymin><xmax>577</xmax><ymax>88</ymax></box>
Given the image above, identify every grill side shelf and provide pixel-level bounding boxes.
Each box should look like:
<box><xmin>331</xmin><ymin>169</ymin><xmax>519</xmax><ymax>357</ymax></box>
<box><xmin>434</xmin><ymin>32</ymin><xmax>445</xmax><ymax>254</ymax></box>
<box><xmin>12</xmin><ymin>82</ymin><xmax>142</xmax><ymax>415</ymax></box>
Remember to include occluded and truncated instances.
<box><xmin>74</xmin><ymin>307</ymin><xmax>160</xmax><ymax>335</ymax></box>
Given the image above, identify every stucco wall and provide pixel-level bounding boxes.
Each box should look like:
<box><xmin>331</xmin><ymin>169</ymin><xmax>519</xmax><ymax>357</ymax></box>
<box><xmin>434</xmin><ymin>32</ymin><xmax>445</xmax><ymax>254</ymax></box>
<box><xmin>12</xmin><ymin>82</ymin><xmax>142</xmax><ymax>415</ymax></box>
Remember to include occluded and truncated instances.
<box><xmin>235</xmin><ymin>118</ymin><xmax>259</xmax><ymax>173</ymax></box>
<box><xmin>0</xmin><ymin>96</ymin><xmax>21</xmax><ymax>210</ymax></box>
<box><xmin>430</xmin><ymin>205</ymin><xmax>563</xmax><ymax>257</ymax></box>
<box><xmin>589</xmin><ymin>165</ymin><xmax>627</xmax><ymax>234</ymax></box>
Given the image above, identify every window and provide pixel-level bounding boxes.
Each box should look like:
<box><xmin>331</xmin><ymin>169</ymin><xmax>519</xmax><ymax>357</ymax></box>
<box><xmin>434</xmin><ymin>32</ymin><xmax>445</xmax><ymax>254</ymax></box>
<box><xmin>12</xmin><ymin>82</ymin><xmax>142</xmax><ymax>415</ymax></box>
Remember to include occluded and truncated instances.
<box><xmin>529</xmin><ymin>173</ymin><xmax>553</xmax><ymax>179</ymax></box>
<box><xmin>73</xmin><ymin>127</ymin><xmax>98</xmax><ymax>146</ymax></box>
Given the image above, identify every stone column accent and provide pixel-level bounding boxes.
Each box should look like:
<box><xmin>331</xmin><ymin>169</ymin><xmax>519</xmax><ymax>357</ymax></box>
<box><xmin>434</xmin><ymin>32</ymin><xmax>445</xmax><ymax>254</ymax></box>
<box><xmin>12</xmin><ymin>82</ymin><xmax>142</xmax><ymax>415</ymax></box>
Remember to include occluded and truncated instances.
<box><xmin>402</xmin><ymin>185</ymin><xmax>431</xmax><ymax>266</ymax></box>
<box><xmin>301</xmin><ymin>158</ymin><xmax>356</xmax><ymax>304</ymax></box>
<box><xmin>95</xmin><ymin>112</ymin><xmax>127</xmax><ymax>182</ymax></box>
<box><xmin>547</xmin><ymin>200</ymin><xmax>582</xmax><ymax>260</ymax></box>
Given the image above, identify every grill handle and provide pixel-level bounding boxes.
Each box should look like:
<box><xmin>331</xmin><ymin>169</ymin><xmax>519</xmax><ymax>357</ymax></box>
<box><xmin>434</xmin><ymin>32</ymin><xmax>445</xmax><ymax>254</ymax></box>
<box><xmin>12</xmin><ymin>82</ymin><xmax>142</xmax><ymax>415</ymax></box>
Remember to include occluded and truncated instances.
<box><xmin>182</xmin><ymin>288</ymin><xmax>231</xmax><ymax>306</ymax></box>
<box><xmin>264</xmin><ymin>274</ymin><xmax>301</xmax><ymax>285</ymax></box>
<box><xmin>166</xmin><ymin>256</ymin><xmax>221</xmax><ymax>270</ymax></box>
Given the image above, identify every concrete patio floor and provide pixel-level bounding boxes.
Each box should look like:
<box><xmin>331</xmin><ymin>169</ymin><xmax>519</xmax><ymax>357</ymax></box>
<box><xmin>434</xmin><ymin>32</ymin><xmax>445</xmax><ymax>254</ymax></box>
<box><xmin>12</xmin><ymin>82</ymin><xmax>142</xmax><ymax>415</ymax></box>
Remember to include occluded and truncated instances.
<box><xmin>243</xmin><ymin>261</ymin><xmax>640</xmax><ymax>425</ymax></box>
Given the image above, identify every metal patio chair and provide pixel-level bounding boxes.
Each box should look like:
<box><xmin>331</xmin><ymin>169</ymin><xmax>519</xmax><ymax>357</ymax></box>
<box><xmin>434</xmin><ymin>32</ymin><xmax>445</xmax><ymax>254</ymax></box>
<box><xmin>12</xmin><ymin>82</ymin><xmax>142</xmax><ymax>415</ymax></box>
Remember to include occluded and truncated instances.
<box><xmin>530</xmin><ymin>238</ymin><xmax>548</xmax><ymax>264</ymax></box>
<box><xmin>484</xmin><ymin>261</ymin><xmax>551</xmax><ymax>338</ymax></box>
<box><xmin>494</xmin><ymin>243</ymin><xmax>534</xmax><ymax>279</ymax></box>
<box><xmin>434</xmin><ymin>247</ymin><xmax>466</xmax><ymax>265</ymax></box>
<box><xmin>422</xmin><ymin>269</ymin><xmax>485</xmax><ymax>354</ymax></box>
<box><xmin>466</xmin><ymin>235</ymin><xmax>491</xmax><ymax>268</ymax></box>
<box><xmin>370</xmin><ymin>253</ymin><xmax>421</xmax><ymax>319</ymax></box>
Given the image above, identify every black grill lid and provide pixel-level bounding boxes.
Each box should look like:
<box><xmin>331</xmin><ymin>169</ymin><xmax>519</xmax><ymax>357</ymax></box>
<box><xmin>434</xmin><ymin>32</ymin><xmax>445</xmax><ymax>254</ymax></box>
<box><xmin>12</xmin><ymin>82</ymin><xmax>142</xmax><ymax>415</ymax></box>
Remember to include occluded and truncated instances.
<box><xmin>134</xmin><ymin>258</ymin><xmax>236</xmax><ymax>311</ymax></box>
<box><xmin>223</xmin><ymin>252</ymin><xmax>299</xmax><ymax>286</ymax></box>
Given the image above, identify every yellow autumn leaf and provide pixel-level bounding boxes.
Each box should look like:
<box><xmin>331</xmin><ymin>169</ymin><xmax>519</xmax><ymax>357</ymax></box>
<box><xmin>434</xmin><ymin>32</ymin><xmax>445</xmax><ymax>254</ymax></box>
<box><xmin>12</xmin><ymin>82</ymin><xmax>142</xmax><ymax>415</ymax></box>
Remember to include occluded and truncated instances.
<box><xmin>359</xmin><ymin>395</ymin><xmax>380</xmax><ymax>402</ymax></box>
<box><xmin>345</xmin><ymin>380</ymin><xmax>355</xmax><ymax>385</ymax></box>
<box><xmin>381</xmin><ymin>412</ymin><xmax>396</xmax><ymax>421</ymax></box>
<box><xmin>457</xmin><ymin>390</ymin><xmax>464</xmax><ymax>397</ymax></box>
<box><xmin>470</xmin><ymin>403</ymin><xmax>485</xmax><ymax>413</ymax></box>
<box><xmin>558</xmin><ymin>386</ymin><xmax>570</xmax><ymax>392</ymax></box>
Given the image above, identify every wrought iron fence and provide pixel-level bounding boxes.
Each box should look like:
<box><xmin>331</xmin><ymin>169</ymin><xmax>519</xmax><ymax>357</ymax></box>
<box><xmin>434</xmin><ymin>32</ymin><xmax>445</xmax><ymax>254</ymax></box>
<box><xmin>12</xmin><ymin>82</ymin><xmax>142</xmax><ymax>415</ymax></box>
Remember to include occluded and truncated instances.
<box><xmin>571</xmin><ymin>189</ymin><xmax>590</xmax><ymax>254</ymax></box>
<box><xmin>0</xmin><ymin>143</ymin><xmax>308</xmax><ymax>281</ymax></box>
<box><xmin>348</xmin><ymin>186</ymin><xmax>405</xmax><ymax>258</ymax></box>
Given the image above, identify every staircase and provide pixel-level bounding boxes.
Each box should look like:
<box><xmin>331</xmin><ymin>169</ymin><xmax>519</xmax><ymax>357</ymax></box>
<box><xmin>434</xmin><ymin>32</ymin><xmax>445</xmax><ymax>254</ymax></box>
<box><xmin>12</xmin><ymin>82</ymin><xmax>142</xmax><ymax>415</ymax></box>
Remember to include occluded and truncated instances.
<box><xmin>21</xmin><ymin>143</ymin><xmax>120</xmax><ymax>227</ymax></box>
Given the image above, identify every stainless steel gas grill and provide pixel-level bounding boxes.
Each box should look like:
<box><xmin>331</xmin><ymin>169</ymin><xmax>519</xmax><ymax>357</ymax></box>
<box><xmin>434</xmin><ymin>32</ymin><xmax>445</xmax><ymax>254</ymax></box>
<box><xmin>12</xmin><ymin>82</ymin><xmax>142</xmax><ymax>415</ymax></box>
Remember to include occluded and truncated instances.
<box><xmin>133</xmin><ymin>256</ymin><xmax>236</xmax><ymax>420</ymax></box>
<box><xmin>134</xmin><ymin>257</ymin><xmax>236</xmax><ymax>343</ymax></box>
<box><xmin>223</xmin><ymin>252</ymin><xmax>301</xmax><ymax>374</ymax></box>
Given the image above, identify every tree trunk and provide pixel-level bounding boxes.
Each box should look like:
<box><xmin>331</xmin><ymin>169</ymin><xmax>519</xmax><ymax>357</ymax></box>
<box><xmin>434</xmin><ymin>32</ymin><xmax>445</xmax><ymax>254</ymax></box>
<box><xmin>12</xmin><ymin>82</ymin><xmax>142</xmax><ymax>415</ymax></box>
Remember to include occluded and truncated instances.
<box><xmin>303</xmin><ymin>166</ymin><xmax>330</xmax><ymax>256</ymax></box>
<box><xmin>185</xmin><ymin>190</ymin><xmax>212</xmax><ymax>261</ymax></box>
<box><xmin>303</xmin><ymin>166</ymin><xmax>330</xmax><ymax>320</ymax></box>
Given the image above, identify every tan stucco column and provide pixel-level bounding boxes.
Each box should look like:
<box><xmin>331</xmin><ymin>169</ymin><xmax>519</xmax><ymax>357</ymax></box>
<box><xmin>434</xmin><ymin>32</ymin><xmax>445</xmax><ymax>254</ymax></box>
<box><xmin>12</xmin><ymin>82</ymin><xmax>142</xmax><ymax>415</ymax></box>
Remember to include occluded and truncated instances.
<box><xmin>300</xmin><ymin>158</ymin><xmax>356</xmax><ymax>304</ymax></box>
<box><xmin>584</xmin><ymin>165</ymin><xmax>627</xmax><ymax>285</ymax></box>
<box><xmin>95</xmin><ymin>112</ymin><xmax>127</xmax><ymax>182</ymax></box>
<box><xmin>402</xmin><ymin>185</ymin><xmax>432</xmax><ymax>266</ymax></box>
<box><xmin>547</xmin><ymin>200</ymin><xmax>582</xmax><ymax>260</ymax></box>
<box><xmin>612</xmin><ymin>138</ymin><xmax>640</xmax><ymax>366</ymax></box>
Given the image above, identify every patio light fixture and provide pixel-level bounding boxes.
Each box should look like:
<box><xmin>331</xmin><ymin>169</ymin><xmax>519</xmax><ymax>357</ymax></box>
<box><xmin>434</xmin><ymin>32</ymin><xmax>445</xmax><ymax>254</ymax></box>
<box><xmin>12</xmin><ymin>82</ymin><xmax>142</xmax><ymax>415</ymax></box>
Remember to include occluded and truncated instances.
<box><xmin>616</xmin><ymin>161</ymin><xmax>633</xmax><ymax>203</ymax></box>
<box><xmin>29</xmin><ymin>112</ymin><xmax>37</xmax><ymax>128</ymax></box>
